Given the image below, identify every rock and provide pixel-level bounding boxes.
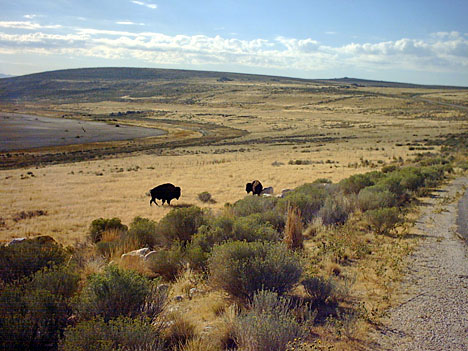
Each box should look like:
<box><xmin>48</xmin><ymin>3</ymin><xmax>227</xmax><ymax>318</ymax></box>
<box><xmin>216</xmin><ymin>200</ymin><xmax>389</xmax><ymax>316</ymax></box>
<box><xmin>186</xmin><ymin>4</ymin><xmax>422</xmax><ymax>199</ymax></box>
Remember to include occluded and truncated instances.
<box><xmin>261</xmin><ymin>186</ymin><xmax>274</xmax><ymax>195</ymax></box>
<box><xmin>157</xmin><ymin>284</ymin><xmax>169</xmax><ymax>295</ymax></box>
<box><xmin>262</xmin><ymin>193</ymin><xmax>273</xmax><ymax>197</ymax></box>
<box><xmin>189</xmin><ymin>288</ymin><xmax>199</xmax><ymax>297</ymax></box>
<box><xmin>144</xmin><ymin>250</ymin><xmax>158</xmax><ymax>261</ymax></box>
<box><xmin>121</xmin><ymin>247</ymin><xmax>150</xmax><ymax>259</ymax></box>
<box><xmin>7</xmin><ymin>237</ymin><xmax>26</xmax><ymax>246</ymax></box>
<box><xmin>174</xmin><ymin>295</ymin><xmax>184</xmax><ymax>302</ymax></box>
<box><xmin>277</xmin><ymin>189</ymin><xmax>292</xmax><ymax>198</ymax></box>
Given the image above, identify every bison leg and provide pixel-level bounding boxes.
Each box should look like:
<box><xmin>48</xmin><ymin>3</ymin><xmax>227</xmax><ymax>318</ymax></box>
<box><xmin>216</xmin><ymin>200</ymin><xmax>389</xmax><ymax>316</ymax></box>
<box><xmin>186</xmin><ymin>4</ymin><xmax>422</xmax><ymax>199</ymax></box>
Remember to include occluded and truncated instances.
<box><xmin>167</xmin><ymin>199</ymin><xmax>172</xmax><ymax>205</ymax></box>
<box><xmin>150</xmin><ymin>198</ymin><xmax>159</xmax><ymax>206</ymax></box>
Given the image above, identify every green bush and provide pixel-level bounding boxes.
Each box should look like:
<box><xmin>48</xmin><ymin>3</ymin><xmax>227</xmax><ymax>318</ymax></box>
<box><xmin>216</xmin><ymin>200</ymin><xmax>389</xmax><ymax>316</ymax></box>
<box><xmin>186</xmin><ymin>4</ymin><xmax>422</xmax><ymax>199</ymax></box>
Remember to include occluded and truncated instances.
<box><xmin>146</xmin><ymin>245</ymin><xmax>184</xmax><ymax>281</ymax></box>
<box><xmin>0</xmin><ymin>239</ymin><xmax>69</xmax><ymax>284</ymax></box>
<box><xmin>318</xmin><ymin>195</ymin><xmax>354</xmax><ymax>226</ymax></box>
<box><xmin>233</xmin><ymin>290</ymin><xmax>306</xmax><ymax>351</ymax></box>
<box><xmin>357</xmin><ymin>185</ymin><xmax>397</xmax><ymax>212</ymax></box>
<box><xmin>187</xmin><ymin>215</ymin><xmax>280</xmax><ymax>271</ymax></box>
<box><xmin>75</xmin><ymin>265</ymin><xmax>151</xmax><ymax>321</ymax></box>
<box><xmin>157</xmin><ymin>206</ymin><xmax>207</xmax><ymax>244</ymax></box>
<box><xmin>365</xmin><ymin>207</ymin><xmax>402</xmax><ymax>234</ymax></box>
<box><xmin>278</xmin><ymin>183</ymin><xmax>329</xmax><ymax>223</ymax></box>
<box><xmin>302</xmin><ymin>276</ymin><xmax>342</xmax><ymax>306</ymax></box>
<box><xmin>339</xmin><ymin>173</ymin><xmax>374</xmax><ymax>194</ymax></box>
<box><xmin>29</xmin><ymin>265</ymin><xmax>80</xmax><ymax>299</ymax></box>
<box><xmin>198</xmin><ymin>191</ymin><xmax>215</xmax><ymax>203</ymax></box>
<box><xmin>89</xmin><ymin>217</ymin><xmax>127</xmax><ymax>243</ymax></box>
<box><xmin>381</xmin><ymin>165</ymin><xmax>398</xmax><ymax>173</ymax></box>
<box><xmin>60</xmin><ymin>317</ymin><xmax>164</xmax><ymax>351</ymax></box>
<box><xmin>128</xmin><ymin>216</ymin><xmax>158</xmax><ymax>248</ymax></box>
<box><xmin>209</xmin><ymin>241</ymin><xmax>302</xmax><ymax>300</ymax></box>
<box><xmin>0</xmin><ymin>284</ymin><xmax>72</xmax><ymax>350</ymax></box>
<box><xmin>232</xmin><ymin>195</ymin><xmax>278</xmax><ymax>217</ymax></box>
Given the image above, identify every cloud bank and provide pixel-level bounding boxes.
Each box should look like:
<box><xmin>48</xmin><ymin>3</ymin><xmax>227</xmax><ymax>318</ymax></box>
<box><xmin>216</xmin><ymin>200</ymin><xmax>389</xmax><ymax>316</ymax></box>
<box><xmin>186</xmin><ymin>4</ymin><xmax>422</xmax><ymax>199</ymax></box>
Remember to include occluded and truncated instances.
<box><xmin>0</xmin><ymin>20</ymin><xmax>467</xmax><ymax>77</ymax></box>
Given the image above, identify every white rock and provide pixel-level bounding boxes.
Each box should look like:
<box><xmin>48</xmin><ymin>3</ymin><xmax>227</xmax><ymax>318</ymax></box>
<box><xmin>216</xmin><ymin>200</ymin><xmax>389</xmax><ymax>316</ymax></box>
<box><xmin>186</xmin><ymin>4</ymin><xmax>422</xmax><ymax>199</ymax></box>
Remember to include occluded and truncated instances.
<box><xmin>121</xmin><ymin>247</ymin><xmax>150</xmax><ymax>259</ymax></box>
<box><xmin>261</xmin><ymin>186</ymin><xmax>274</xmax><ymax>195</ymax></box>
<box><xmin>144</xmin><ymin>250</ymin><xmax>158</xmax><ymax>261</ymax></box>
<box><xmin>7</xmin><ymin>238</ymin><xmax>26</xmax><ymax>246</ymax></box>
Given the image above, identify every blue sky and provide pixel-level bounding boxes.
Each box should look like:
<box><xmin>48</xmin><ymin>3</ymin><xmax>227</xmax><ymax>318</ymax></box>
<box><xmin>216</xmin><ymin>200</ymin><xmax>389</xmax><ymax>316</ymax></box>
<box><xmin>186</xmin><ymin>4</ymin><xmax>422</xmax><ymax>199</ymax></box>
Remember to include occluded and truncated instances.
<box><xmin>0</xmin><ymin>0</ymin><xmax>467</xmax><ymax>85</ymax></box>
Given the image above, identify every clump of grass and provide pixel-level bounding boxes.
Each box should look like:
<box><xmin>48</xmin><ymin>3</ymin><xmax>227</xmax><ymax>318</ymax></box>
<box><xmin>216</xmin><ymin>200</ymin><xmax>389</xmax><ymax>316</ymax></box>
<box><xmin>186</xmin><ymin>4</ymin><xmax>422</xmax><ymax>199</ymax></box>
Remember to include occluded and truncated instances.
<box><xmin>198</xmin><ymin>191</ymin><xmax>216</xmax><ymax>204</ymax></box>
<box><xmin>284</xmin><ymin>205</ymin><xmax>303</xmax><ymax>250</ymax></box>
<box><xmin>12</xmin><ymin>209</ymin><xmax>47</xmax><ymax>222</ymax></box>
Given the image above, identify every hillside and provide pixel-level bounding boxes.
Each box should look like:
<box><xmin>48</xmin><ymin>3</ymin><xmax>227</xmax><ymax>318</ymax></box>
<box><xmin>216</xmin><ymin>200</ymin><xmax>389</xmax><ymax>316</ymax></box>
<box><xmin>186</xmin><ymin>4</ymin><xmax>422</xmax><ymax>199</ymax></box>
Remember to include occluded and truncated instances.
<box><xmin>1</xmin><ymin>67</ymin><xmax>466</xmax><ymax>103</ymax></box>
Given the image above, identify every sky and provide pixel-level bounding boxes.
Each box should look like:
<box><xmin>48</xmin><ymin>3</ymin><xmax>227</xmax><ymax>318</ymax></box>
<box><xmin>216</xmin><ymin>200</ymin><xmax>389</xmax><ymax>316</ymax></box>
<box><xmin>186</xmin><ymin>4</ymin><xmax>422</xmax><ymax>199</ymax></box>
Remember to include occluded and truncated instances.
<box><xmin>0</xmin><ymin>0</ymin><xmax>467</xmax><ymax>86</ymax></box>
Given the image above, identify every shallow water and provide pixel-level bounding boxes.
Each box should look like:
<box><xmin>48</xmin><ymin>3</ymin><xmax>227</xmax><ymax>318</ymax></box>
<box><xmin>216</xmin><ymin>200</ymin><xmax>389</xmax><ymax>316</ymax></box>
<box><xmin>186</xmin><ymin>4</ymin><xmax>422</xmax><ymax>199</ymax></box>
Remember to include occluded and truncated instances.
<box><xmin>0</xmin><ymin>113</ymin><xmax>166</xmax><ymax>151</ymax></box>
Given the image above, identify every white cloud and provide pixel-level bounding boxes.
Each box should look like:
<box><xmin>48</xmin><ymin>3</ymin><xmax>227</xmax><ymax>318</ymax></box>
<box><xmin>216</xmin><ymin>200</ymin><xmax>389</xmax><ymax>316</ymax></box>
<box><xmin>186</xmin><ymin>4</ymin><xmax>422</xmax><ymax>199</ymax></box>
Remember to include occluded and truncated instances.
<box><xmin>0</xmin><ymin>21</ymin><xmax>467</xmax><ymax>75</ymax></box>
<box><xmin>23</xmin><ymin>15</ymin><xmax>37</xmax><ymax>19</ymax></box>
<box><xmin>131</xmin><ymin>1</ymin><xmax>157</xmax><ymax>10</ymax></box>
<box><xmin>116</xmin><ymin>21</ymin><xmax>145</xmax><ymax>26</ymax></box>
<box><xmin>0</xmin><ymin>21</ymin><xmax>62</xmax><ymax>30</ymax></box>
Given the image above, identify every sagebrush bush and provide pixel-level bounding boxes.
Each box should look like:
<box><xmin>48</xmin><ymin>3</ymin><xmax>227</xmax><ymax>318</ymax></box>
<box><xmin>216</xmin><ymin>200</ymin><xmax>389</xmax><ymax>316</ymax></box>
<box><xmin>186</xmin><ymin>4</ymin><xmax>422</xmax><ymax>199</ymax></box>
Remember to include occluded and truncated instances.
<box><xmin>339</xmin><ymin>173</ymin><xmax>374</xmax><ymax>194</ymax></box>
<box><xmin>209</xmin><ymin>241</ymin><xmax>302</xmax><ymax>300</ymax></box>
<box><xmin>232</xmin><ymin>196</ymin><xmax>285</xmax><ymax>230</ymax></box>
<box><xmin>302</xmin><ymin>276</ymin><xmax>342</xmax><ymax>306</ymax></box>
<box><xmin>89</xmin><ymin>217</ymin><xmax>127</xmax><ymax>243</ymax></box>
<box><xmin>233</xmin><ymin>290</ymin><xmax>306</xmax><ymax>351</ymax></box>
<box><xmin>157</xmin><ymin>206</ymin><xmax>208</xmax><ymax>244</ymax></box>
<box><xmin>187</xmin><ymin>215</ymin><xmax>280</xmax><ymax>271</ymax></box>
<box><xmin>198</xmin><ymin>191</ymin><xmax>215</xmax><ymax>203</ymax></box>
<box><xmin>357</xmin><ymin>185</ymin><xmax>397</xmax><ymax>212</ymax></box>
<box><xmin>0</xmin><ymin>283</ymin><xmax>73</xmax><ymax>350</ymax></box>
<box><xmin>0</xmin><ymin>239</ymin><xmax>69</xmax><ymax>284</ymax></box>
<box><xmin>318</xmin><ymin>195</ymin><xmax>354</xmax><ymax>226</ymax></box>
<box><xmin>128</xmin><ymin>216</ymin><xmax>158</xmax><ymax>248</ymax></box>
<box><xmin>29</xmin><ymin>264</ymin><xmax>80</xmax><ymax>299</ymax></box>
<box><xmin>75</xmin><ymin>264</ymin><xmax>151</xmax><ymax>321</ymax></box>
<box><xmin>146</xmin><ymin>245</ymin><xmax>185</xmax><ymax>281</ymax></box>
<box><xmin>365</xmin><ymin>207</ymin><xmax>402</xmax><ymax>234</ymax></box>
<box><xmin>60</xmin><ymin>317</ymin><xmax>164</xmax><ymax>351</ymax></box>
<box><xmin>278</xmin><ymin>183</ymin><xmax>329</xmax><ymax>223</ymax></box>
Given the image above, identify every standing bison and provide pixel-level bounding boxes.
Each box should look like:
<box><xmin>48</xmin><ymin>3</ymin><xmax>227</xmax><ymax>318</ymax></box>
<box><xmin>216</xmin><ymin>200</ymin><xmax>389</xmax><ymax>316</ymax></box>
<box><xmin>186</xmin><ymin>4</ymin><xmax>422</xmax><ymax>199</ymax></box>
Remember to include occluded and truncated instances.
<box><xmin>246</xmin><ymin>180</ymin><xmax>263</xmax><ymax>196</ymax></box>
<box><xmin>149</xmin><ymin>183</ymin><xmax>181</xmax><ymax>206</ymax></box>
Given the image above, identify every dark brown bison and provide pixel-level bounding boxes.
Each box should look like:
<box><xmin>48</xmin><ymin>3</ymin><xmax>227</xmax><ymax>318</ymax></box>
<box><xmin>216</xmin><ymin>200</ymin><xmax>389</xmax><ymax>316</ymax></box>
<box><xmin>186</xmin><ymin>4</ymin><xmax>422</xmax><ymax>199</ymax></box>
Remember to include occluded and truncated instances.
<box><xmin>246</xmin><ymin>180</ymin><xmax>263</xmax><ymax>196</ymax></box>
<box><xmin>150</xmin><ymin>183</ymin><xmax>181</xmax><ymax>206</ymax></box>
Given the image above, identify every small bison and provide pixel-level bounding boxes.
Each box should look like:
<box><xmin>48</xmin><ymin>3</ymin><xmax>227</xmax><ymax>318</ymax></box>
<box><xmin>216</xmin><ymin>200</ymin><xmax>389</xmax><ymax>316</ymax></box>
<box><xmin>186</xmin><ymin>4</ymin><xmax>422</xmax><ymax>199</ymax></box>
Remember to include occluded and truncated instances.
<box><xmin>246</xmin><ymin>180</ymin><xmax>263</xmax><ymax>196</ymax></box>
<box><xmin>150</xmin><ymin>183</ymin><xmax>181</xmax><ymax>206</ymax></box>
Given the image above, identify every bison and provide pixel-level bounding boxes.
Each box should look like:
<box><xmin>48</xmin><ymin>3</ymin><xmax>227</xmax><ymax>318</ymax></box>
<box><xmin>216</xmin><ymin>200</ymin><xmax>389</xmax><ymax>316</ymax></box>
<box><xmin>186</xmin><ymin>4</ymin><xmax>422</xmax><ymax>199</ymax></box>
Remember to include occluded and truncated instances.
<box><xmin>246</xmin><ymin>180</ymin><xmax>263</xmax><ymax>196</ymax></box>
<box><xmin>149</xmin><ymin>183</ymin><xmax>181</xmax><ymax>206</ymax></box>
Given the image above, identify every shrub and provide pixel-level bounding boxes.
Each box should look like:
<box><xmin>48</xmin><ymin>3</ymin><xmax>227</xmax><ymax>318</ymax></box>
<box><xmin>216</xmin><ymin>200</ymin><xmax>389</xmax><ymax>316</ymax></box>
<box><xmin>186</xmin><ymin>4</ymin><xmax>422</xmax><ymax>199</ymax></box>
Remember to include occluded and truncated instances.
<box><xmin>209</xmin><ymin>241</ymin><xmax>302</xmax><ymax>300</ymax></box>
<box><xmin>318</xmin><ymin>195</ymin><xmax>353</xmax><ymax>226</ymax></box>
<box><xmin>232</xmin><ymin>195</ymin><xmax>278</xmax><ymax>217</ymax></box>
<box><xmin>365</xmin><ymin>207</ymin><xmax>402</xmax><ymax>234</ymax></box>
<box><xmin>75</xmin><ymin>265</ymin><xmax>151</xmax><ymax>321</ymax></box>
<box><xmin>89</xmin><ymin>217</ymin><xmax>127</xmax><ymax>243</ymax></box>
<box><xmin>29</xmin><ymin>265</ymin><xmax>80</xmax><ymax>299</ymax></box>
<box><xmin>302</xmin><ymin>276</ymin><xmax>342</xmax><ymax>306</ymax></box>
<box><xmin>232</xmin><ymin>290</ymin><xmax>306</xmax><ymax>351</ymax></box>
<box><xmin>187</xmin><ymin>215</ymin><xmax>280</xmax><ymax>271</ymax></box>
<box><xmin>146</xmin><ymin>245</ymin><xmax>185</xmax><ymax>281</ymax></box>
<box><xmin>0</xmin><ymin>284</ymin><xmax>72</xmax><ymax>350</ymax></box>
<box><xmin>381</xmin><ymin>165</ymin><xmax>398</xmax><ymax>173</ymax></box>
<box><xmin>0</xmin><ymin>239</ymin><xmax>69</xmax><ymax>284</ymax></box>
<box><xmin>60</xmin><ymin>317</ymin><xmax>164</xmax><ymax>351</ymax></box>
<box><xmin>198</xmin><ymin>191</ymin><xmax>215</xmax><ymax>203</ymax></box>
<box><xmin>278</xmin><ymin>183</ymin><xmax>329</xmax><ymax>223</ymax></box>
<box><xmin>357</xmin><ymin>185</ymin><xmax>397</xmax><ymax>212</ymax></box>
<box><xmin>339</xmin><ymin>173</ymin><xmax>374</xmax><ymax>194</ymax></box>
<box><xmin>128</xmin><ymin>216</ymin><xmax>158</xmax><ymax>248</ymax></box>
<box><xmin>157</xmin><ymin>206</ymin><xmax>207</xmax><ymax>244</ymax></box>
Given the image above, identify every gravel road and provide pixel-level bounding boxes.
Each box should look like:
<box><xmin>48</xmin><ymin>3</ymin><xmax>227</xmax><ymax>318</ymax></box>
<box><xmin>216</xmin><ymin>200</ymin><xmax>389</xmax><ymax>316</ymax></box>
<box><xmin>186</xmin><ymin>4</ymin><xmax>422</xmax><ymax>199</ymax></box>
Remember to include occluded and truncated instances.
<box><xmin>373</xmin><ymin>176</ymin><xmax>468</xmax><ymax>351</ymax></box>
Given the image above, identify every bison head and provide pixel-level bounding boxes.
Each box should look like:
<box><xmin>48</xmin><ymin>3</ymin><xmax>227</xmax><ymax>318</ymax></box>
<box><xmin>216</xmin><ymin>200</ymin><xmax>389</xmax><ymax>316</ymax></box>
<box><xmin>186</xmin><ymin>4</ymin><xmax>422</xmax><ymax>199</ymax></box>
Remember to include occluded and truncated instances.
<box><xmin>245</xmin><ymin>182</ymin><xmax>253</xmax><ymax>194</ymax></box>
<box><xmin>175</xmin><ymin>186</ymin><xmax>181</xmax><ymax>199</ymax></box>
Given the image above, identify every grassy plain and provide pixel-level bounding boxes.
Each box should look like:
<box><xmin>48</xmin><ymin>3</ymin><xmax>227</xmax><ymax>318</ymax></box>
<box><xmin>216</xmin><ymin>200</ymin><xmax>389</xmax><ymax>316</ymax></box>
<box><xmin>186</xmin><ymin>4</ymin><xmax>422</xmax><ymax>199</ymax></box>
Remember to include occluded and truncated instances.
<box><xmin>1</xmin><ymin>68</ymin><xmax>468</xmax><ymax>350</ymax></box>
<box><xmin>1</xmin><ymin>71</ymin><xmax>468</xmax><ymax>245</ymax></box>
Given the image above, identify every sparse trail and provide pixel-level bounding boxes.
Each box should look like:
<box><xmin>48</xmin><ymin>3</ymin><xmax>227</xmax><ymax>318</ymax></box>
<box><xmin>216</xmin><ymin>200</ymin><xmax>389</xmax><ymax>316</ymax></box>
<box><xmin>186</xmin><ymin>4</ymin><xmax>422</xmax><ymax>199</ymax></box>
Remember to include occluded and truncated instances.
<box><xmin>373</xmin><ymin>176</ymin><xmax>468</xmax><ymax>351</ymax></box>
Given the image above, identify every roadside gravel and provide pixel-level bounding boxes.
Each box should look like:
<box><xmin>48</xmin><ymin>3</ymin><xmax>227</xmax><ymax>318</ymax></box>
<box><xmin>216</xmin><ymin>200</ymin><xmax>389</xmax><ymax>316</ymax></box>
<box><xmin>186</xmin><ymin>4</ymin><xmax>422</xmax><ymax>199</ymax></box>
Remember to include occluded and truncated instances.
<box><xmin>374</xmin><ymin>176</ymin><xmax>468</xmax><ymax>351</ymax></box>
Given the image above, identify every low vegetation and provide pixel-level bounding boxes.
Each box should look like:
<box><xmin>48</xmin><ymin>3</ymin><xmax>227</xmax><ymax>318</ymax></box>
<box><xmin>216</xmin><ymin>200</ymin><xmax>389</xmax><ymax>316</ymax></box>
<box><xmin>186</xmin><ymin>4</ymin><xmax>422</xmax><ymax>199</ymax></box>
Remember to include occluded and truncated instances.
<box><xmin>2</xmin><ymin>148</ymin><xmax>466</xmax><ymax>351</ymax></box>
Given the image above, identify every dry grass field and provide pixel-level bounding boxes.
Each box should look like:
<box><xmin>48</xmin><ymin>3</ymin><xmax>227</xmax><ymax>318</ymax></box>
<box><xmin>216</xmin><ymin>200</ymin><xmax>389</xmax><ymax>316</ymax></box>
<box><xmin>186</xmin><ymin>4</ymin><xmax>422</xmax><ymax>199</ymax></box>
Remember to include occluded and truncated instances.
<box><xmin>1</xmin><ymin>69</ymin><xmax>468</xmax><ymax>350</ymax></box>
<box><xmin>1</xmin><ymin>73</ymin><xmax>467</xmax><ymax>245</ymax></box>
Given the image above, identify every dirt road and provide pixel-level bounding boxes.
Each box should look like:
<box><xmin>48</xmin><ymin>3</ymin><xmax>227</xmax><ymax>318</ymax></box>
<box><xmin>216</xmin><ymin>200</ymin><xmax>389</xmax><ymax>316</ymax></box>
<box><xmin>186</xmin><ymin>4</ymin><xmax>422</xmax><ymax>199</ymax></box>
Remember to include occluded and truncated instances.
<box><xmin>374</xmin><ymin>176</ymin><xmax>468</xmax><ymax>350</ymax></box>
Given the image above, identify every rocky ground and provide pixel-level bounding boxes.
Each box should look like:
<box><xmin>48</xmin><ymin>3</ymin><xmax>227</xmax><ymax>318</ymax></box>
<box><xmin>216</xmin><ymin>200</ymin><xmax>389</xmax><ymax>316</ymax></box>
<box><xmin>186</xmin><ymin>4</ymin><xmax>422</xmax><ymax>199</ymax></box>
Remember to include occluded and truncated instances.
<box><xmin>374</xmin><ymin>176</ymin><xmax>468</xmax><ymax>350</ymax></box>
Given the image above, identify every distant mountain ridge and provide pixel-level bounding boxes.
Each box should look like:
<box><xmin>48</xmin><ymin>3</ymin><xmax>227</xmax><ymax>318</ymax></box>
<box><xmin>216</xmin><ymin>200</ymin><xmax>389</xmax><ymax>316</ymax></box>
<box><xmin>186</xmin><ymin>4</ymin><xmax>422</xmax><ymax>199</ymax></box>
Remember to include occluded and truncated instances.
<box><xmin>0</xmin><ymin>73</ymin><xmax>14</xmax><ymax>79</ymax></box>
<box><xmin>0</xmin><ymin>67</ymin><xmax>466</xmax><ymax>103</ymax></box>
